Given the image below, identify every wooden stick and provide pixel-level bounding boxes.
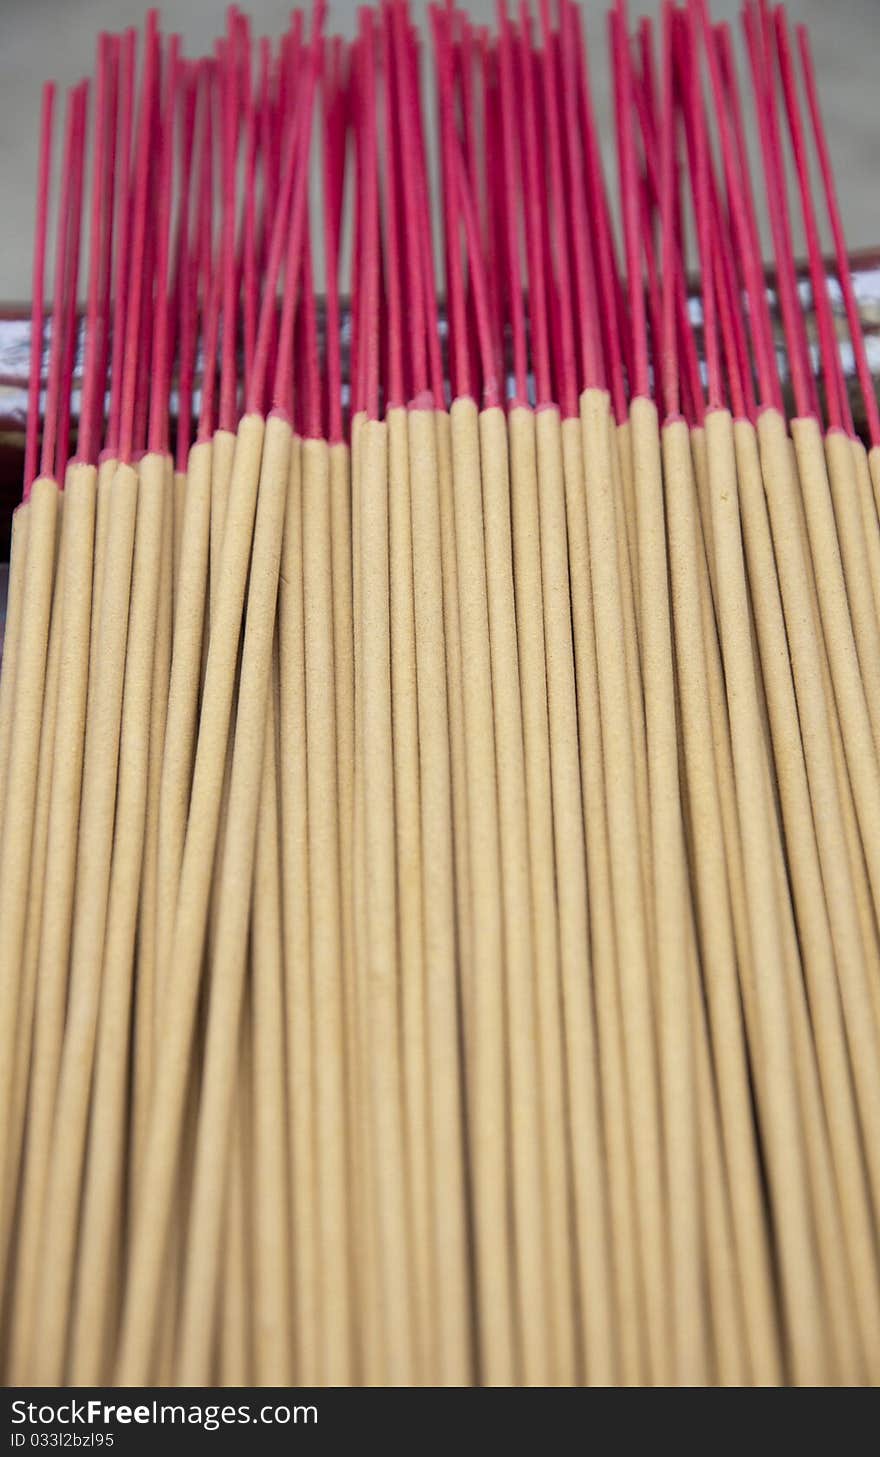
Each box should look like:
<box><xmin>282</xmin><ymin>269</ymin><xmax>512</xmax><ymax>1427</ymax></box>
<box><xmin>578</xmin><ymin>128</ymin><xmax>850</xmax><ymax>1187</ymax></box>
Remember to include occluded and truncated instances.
<box><xmin>434</xmin><ymin>407</ymin><xmax>473</xmax><ymax>1038</ymax></box>
<box><xmin>853</xmin><ymin>437</ymin><xmax>880</xmax><ymax>636</ymax></box>
<box><xmin>114</xmin><ymin>411</ymin><xmax>265</xmax><ymax>1383</ymax></box>
<box><xmin>480</xmin><ymin>403</ymin><xmax>551</xmax><ymax>1384</ymax></box>
<box><xmin>610</xmin><ymin>422</ymin><xmax>654</xmax><ymax>953</ymax></box>
<box><xmin>350</xmin><ymin>410</ymin><xmax>383</xmax><ymax>1385</ymax></box>
<box><xmin>24</xmin><ymin>454</ymin><xmax>134</xmax><ymax>1382</ymax></box>
<box><xmin>870</xmin><ymin>446</ymin><xmax>880</xmax><ymax>526</ymax></box>
<box><xmin>329</xmin><ymin>435</ymin><xmax>361</xmax><ymax>1357</ymax></box>
<box><xmin>705</xmin><ymin>405</ymin><xmax>826</xmax><ymax>1384</ymax></box>
<box><xmin>219</xmin><ymin>1006</ymin><xmax>253</xmax><ymax>1386</ymax></box>
<box><xmin>3</xmin><ymin>491</ymin><xmax>64</xmax><ymax>1269</ymax></box>
<box><xmin>386</xmin><ymin>406</ymin><xmax>432</xmax><ymax>1381</ymax></box>
<box><xmin>558</xmin><ymin>408</ymin><xmax>642</xmax><ymax>1383</ymax></box>
<box><xmin>65</xmin><ymin>449</ymin><xmax>166</xmax><ymax>1383</ymax></box>
<box><xmin>6</xmin><ymin>465</ymin><xmax>96</xmax><ymax>1381</ymax></box>
<box><xmin>176</xmin><ymin>412</ymin><xmax>291</xmax><ymax>1382</ymax></box>
<box><xmin>736</xmin><ymin>414</ymin><xmax>880</xmax><ymax>1375</ymax></box>
<box><xmin>631</xmin><ymin>394</ymin><xmax>705</xmax><ymax>1382</ymax></box>
<box><xmin>131</xmin><ymin>453</ymin><xmax>173</xmax><ymax>1189</ymax></box>
<box><xmin>251</xmin><ymin>680</ymin><xmax>292</xmax><ymax>1384</ymax></box>
<box><xmin>792</xmin><ymin>415</ymin><xmax>880</xmax><ymax>911</ymax></box>
<box><xmin>758</xmin><ymin>411</ymin><xmax>880</xmax><ymax>1193</ymax></box>
<box><xmin>824</xmin><ymin>427</ymin><xmax>880</xmax><ymax>754</ymax></box>
<box><xmin>449</xmin><ymin>395</ymin><xmax>514</xmax><ymax>1384</ymax></box>
<box><xmin>302</xmin><ymin>433</ymin><xmax>353</xmax><ymax>1385</ymax></box>
<box><xmin>277</xmin><ymin>431</ymin><xmax>319</xmax><ymax>1385</ymax></box>
<box><xmin>664</xmin><ymin>416</ymin><xmax>780</xmax><ymax>1381</ymax></box>
<box><xmin>358</xmin><ymin>414</ymin><xmax>415</xmax><ymax>1383</ymax></box>
<box><xmin>0</xmin><ymin>476</ymin><xmax>60</xmax><ymax>1291</ymax></box>
<box><xmin>0</xmin><ymin>506</ymin><xmax>29</xmax><ymax>820</ymax></box>
<box><xmin>690</xmin><ymin>952</ymin><xmax>749</xmax><ymax>1384</ymax></box>
<box><xmin>508</xmin><ymin>404</ymin><xmax>579</xmax><ymax>1383</ymax></box>
<box><xmin>407</xmin><ymin>405</ymin><xmax>472</xmax><ymax>1385</ymax></box>
<box><xmin>86</xmin><ymin>455</ymin><xmax>118</xmax><ymax>718</ymax></box>
<box><xmin>581</xmin><ymin>386</ymin><xmax>667</xmax><ymax>1382</ymax></box>
<box><xmin>154</xmin><ymin>437</ymin><xmax>212</xmax><ymax>993</ymax></box>
<box><xmin>208</xmin><ymin>428</ymin><xmax>237</xmax><ymax>623</ymax></box>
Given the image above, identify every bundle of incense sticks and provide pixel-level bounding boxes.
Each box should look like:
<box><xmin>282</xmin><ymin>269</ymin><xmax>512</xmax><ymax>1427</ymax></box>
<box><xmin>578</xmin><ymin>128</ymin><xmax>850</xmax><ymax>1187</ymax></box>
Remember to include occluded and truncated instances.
<box><xmin>1</xmin><ymin>0</ymin><xmax>879</xmax><ymax>1388</ymax></box>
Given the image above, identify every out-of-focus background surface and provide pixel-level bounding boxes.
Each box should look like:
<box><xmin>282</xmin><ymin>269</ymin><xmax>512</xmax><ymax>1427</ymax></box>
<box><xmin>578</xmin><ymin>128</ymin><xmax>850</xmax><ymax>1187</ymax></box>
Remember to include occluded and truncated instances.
<box><xmin>1</xmin><ymin>0</ymin><xmax>878</xmax><ymax>301</ymax></box>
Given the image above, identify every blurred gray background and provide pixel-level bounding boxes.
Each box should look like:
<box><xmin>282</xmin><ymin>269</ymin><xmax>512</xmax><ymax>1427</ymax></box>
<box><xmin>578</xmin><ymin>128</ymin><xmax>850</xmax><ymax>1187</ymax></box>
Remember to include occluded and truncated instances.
<box><xmin>1</xmin><ymin>0</ymin><xmax>878</xmax><ymax>305</ymax></box>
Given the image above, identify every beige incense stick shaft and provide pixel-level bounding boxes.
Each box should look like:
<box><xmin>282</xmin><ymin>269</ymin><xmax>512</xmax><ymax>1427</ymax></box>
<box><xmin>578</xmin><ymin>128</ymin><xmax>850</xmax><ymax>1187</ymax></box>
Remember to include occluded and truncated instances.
<box><xmin>581</xmin><ymin>388</ymin><xmax>668</xmax><ymax>1383</ymax></box>
<box><xmin>155</xmin><ymin>439</ymin><xmax>213</xmax><ymax>995</ymax></box>
<box><xmin>0</xmin><ymin>476</ymin><xmax>59</xmax><ymax>1276</ymax></box>
<box><xmin>559</xmin><ymin>409</ymin><xmax>642</xmax><ymax>1383</ymax></box>
<box><xmin>6</xmin><ymin>465</ymin><xmax>96</xmax><ymax>1381</ymax></box>
<box><xmin>869</xmin><ymin>444</ymin><xmax>880</xmax><ymax>524</ymax></box>
<box><xmin>114</xmin><ymin>413</ymin><xmax>265</xmax><ymax>1383</ymax></box>
<box><xmin>616</xmin><ymin>416</ymin><xmax>640</xmax><ymax>607</ymax></box>
<box><xmin>132</xmin><ymin>455</ymin><xmax>173</xmax><ymax>1187</ymax></box>
<box><xmin>252</xmin><ymin>683</ymin><xmax>293</xmax><ymax>1385</ymax></box>
<box><xmin>302</xmin><ymin>433</ymin><xmax>353</xmax><ymax>1385</ymax></box>
<box><xmin>509</xmin><ymin>405</ymin><xmax>578</xmax><ymax>1385</ymax></box>
<box><xmin>351</xmin><ymin>410</ymin><xmax>383</xmax><ymax>1384</ymax></box>
<box><xmin>793</xmin><ymin>444</ymin><xmax>880</xmax><ymax>972</ymax></box>
<box><xmin>278</xmin><ymin>433</ymin><xmax>319</xmax><ymax>1384</ymax></box>
<box><xmin>434</xmin><ymin>407</ymin><xmax>473</xmax><ymax>1031</ymax></box>
<box><xmin>329</xmin><ymin>438</ymin><xmax>360</xmax><ymax>1341</ymax></box>
<box><xmin>4</xmin><ymin>491</ymin><xmax>64</xmax><ymax>1270</ymax></box>
<box><xmin>690</xmin><ymin>424</ymin><xmax>718</xmax><ymax>614</ymax></box>
<box><xmin>536</xmin><ymin>402</ymin><xmax>616</xmax><ymax>1384</ymax></box>
<box><xmin>359</xmin><ymin>416</ymin><xmax>416</xmax><ymax>1384</ymax></box>
<box><xmin>611</xmin><ymin>422</ymin><xmax>653</xmax><ymax>955</ymax></box>
<box><xmin>407</xmin><ymin>407</ymin><xmax>472</xmax><ymax>1385</ymax></box>
<box><xmin>480</xmin><ymin>404</ymin><xmax>550</xmax><ymax>1386</ymax></box>
<box><xmin>758</xmin><ymin>412</ymin><xmax>880</xmax><ymax>1212</ymax></box>
<box><xmin>64</xmin><ymin>451</ymin><xmax>166</xmax><ymax>1383</ymax></box>
<box><xmin>31</xmin><ymin>454</ymin><xmax>158</xmax><ymax>1382</ymax></box>
<box><xmin>219</xmin><ymin>1009</ymin><xmax>253</xmax><ymax>1386</ymax></box>
<box><xmin>450</xmin><ymin>395</ymin><xmax>514</xmax><ymax>1384</ymax></box>
<box><xmin>86</xmin><ymin>454</ymin><xmax>117</xmax><ymax>723</ymax></box>
<box><xmin>0</xmin><ymin>503</ymin><xmax>29</xmax><ymax>819</ymax></box>
<box><xmin>176</xmin><ymin>414</ymin><xmax>291</xmax><ymax>1383</ymax></box>
<box><xmin>690</xmin><ymin>963</ymin><xmax>749</xmax><ymax>1385</ymax></box>
<box><xmin>172</xmin><ymin>465</ymin><xmax>186</xmax><ymax>597</ymax></box>
<box><xmin>688</xmin><ymin>429</ymin><xmax>755</xmax><ymax>1003</ymax></box>
<box><xmin>631</xmin><ymin>395</ymin><xmax>705</xmax><ymax>1383</ymax></box>
<box><xmin>825</xmin><ymin>428</ymin><xmax>880</xmax><ymax>752</ymax></box>
<box><xmin>853</xmin><ymin>438</ymin><xmax>880</xmax><ymax>629</ymax></box>
<box><xmin>792</xmin><ymin>416</ymin><xmax>880</xmax><ymax>908</ymax></box>
<box><xmin>208</xmin><ymin>426</ymin><xmax>237</xmax><ymax>623</ymax></box>
<box><xmin>664</xmin><ymin>418</ymin><xmax>780</xmax><ymax>1382</ymax></box>
<box><xmin>767</xmin><ymin>760</ymin><xmax>866</xmax><ymax>1383</ymax></box>
<box><xmin>386</xmin><ymin>407</ymin><xmax>432</xmax><ymax>1381</ymax></box>
<box><xmin>331</xmin><ymin>436</ymin><xmax>372</xmax><ymax>1381</ymax></box>
<box><xmin>736</xmin><ymin>417</ymin><xmax>880</xmax><ymax>1372</ymax></box>
<box><xmin>706</xmin><ymin>407</ymin><xmax>826</xmax><ymax>1384</ymax></box>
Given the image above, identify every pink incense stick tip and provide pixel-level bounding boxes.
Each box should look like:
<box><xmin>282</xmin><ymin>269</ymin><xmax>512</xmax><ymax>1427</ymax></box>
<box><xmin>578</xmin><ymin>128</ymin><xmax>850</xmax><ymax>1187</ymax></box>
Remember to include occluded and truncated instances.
<box><xmin>454</xmin><ymin>143</ymin><xmax>499</xmax><ymax>409</ymax></box>
<box><xmin>16</xmin><ymin>4</ymin><xmax>875</xmax><ymax>468</ymax></box>
<box><xmin>23</xmin><ymin>83</ymin><xmax>55</xmax><ymax>499</ymax></box>
<box><xmin>516</xmin><ymin>2</ymin><xmax>551</xmax><ymax>407</ymax></box>
<box><xmin>77</xmin><ymin>36</ymin><xmax>111</xmax><ymax>467</ymax></box>
<box><xmin>148</xmin><ymin>45</ymin><xmax>181</xmax><ymax>456</ymax></box>
<box><xmin>40</xmin><ymin>84</ymin><xmax>82</xmax><ymax>485</ymax></box>
<box><xmin>798</xmin><ymin>26</ymin><xmax>880</xmax><ymax>448</ymax></box>
<box><xmin>612</xmin><ymin>4</ymin><xmax>650</xmax><ymax>404</ymax></box>
<box><xmin>118</xmin><ymin>15</ymin><xmax>159</xmax><ymax>464</ymax></box>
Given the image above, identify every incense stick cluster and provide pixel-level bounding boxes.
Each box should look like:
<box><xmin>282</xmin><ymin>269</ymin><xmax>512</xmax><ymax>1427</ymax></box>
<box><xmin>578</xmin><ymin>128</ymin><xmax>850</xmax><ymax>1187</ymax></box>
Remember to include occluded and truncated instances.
<box><xmin>1</xmin><ymin>0</ymin><xmax>879</xmax><ymax>1387</ymax></box>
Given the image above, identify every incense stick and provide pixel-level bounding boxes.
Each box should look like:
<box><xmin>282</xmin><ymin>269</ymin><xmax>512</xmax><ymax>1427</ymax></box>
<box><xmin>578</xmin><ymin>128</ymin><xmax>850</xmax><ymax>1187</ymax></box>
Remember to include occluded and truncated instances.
<box><xmin>2</xmin><ymin>0</ymin><xmax>879</xmax><ymax>1388</ymax></box>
